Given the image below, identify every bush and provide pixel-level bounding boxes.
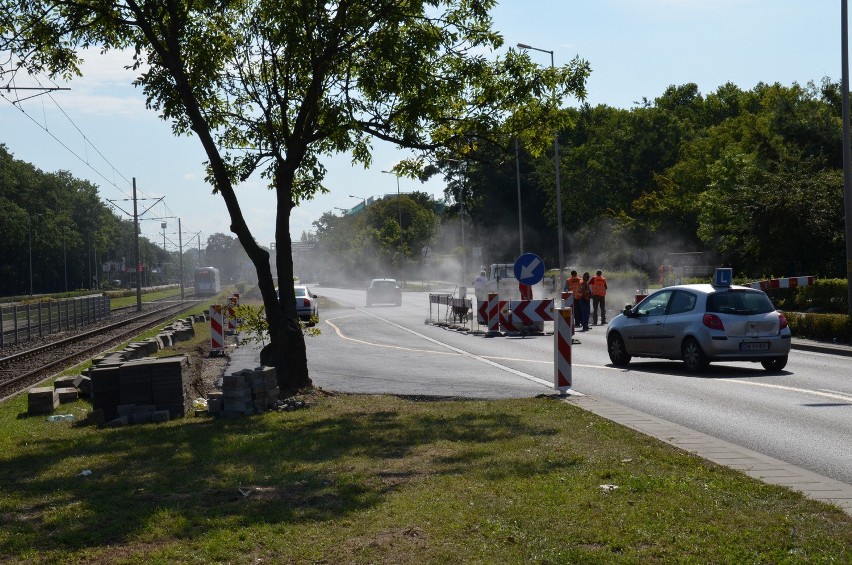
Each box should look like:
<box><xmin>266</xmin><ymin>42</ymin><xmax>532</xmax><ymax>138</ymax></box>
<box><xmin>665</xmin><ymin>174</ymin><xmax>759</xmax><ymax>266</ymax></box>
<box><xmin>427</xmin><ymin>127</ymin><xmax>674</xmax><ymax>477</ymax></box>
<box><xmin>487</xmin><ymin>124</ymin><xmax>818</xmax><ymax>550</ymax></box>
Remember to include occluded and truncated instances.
<box><xmin>785</xmin><ymin>312</ymin><xmax>852</xmax><ymax>344</ymax></box>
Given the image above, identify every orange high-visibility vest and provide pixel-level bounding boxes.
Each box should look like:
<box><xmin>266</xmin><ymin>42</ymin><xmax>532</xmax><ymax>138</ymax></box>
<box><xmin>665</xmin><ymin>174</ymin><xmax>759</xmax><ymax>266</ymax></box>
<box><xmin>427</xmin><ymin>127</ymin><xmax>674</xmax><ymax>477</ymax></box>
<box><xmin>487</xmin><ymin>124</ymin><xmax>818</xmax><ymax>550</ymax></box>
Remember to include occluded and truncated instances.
<box><xmin>590</xmin><ymin>275</ymin><xmax>607</xmax><ymax>297</ymax></box>
<box><xmin>566</xmin><ymin>276</ymin><xmax>582</xmax><ymax>294</ymax></box>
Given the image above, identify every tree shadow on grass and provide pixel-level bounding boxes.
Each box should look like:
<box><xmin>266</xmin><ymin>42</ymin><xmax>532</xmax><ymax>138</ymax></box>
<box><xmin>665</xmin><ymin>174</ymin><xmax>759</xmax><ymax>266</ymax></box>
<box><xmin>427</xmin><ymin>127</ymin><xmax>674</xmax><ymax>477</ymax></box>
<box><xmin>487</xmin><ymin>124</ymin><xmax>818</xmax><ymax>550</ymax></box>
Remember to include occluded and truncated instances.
<box><xmin>0</xmin><ymin>401</ymin><xmax>561</xmax><ymax>559</ymax></box>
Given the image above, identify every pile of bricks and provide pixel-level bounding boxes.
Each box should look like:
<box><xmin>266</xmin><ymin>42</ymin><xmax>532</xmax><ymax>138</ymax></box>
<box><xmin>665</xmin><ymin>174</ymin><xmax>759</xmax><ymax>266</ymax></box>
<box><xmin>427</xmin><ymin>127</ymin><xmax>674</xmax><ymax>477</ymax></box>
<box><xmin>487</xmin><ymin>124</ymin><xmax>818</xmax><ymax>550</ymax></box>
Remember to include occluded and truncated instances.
<box><xmin>27</xmin><ymin>387</ymin><xmax>59</xmax><ymax>415</ymax></box>
<box><xmin>207</xmin><ymin>366</ymin><xmax>279</xmax><ymax>418</ymax></box>
<box><xmin>88</xmin><ymin>355</ymin><xmax>192</xmax><ymax>423</ymax></box>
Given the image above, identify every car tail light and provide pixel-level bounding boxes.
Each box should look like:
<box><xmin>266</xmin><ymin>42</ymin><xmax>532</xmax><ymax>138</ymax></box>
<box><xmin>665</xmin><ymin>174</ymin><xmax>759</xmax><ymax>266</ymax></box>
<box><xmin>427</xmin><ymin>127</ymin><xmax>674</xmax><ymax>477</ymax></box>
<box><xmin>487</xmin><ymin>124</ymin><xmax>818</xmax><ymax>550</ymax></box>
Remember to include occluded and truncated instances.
<box><xmin>703</xmin><ymin>313</ymin><xmax>725</xmax><ymax>331</ymax></box>
<box><xmin>778</xmin><ymin>313</ymin><xmax>788</xmax><ymax>330</ymax></box>
<box><xmin>304</xmin><ymin>299</ymin><xmax>311</xmax><ymax>307</ymax></box>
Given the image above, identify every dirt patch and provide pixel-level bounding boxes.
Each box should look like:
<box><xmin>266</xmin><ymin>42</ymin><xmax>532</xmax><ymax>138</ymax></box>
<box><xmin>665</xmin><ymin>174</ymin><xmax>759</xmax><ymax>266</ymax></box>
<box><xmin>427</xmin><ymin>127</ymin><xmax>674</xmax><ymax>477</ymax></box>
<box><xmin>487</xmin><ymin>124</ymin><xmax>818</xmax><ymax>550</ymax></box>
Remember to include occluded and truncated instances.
<box><xmin>184</xmin><ymin>336</ymin><xmax>235</xmax><ymax>400</ymax></box>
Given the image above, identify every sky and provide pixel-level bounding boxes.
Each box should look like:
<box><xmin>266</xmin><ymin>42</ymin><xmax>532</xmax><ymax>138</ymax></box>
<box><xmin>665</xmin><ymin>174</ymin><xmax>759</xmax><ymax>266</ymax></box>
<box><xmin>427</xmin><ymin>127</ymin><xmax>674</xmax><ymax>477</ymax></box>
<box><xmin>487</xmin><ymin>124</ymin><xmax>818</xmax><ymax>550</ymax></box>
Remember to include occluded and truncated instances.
<box><xmin>0</xmin><ymin>0</ymin><xmax>843</xmax><ymax>254</ymax></box>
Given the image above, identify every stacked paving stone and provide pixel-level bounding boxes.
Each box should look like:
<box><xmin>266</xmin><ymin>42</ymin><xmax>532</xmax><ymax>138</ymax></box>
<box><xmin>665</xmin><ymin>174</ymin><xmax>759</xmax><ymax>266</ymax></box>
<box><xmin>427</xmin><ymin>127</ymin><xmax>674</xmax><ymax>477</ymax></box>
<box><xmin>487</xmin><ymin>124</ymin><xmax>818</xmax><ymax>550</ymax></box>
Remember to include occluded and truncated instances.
<box><xmin>28</xmin><ymin>387</ymin><xmax>59</xmax><ymax>415</ymax></box>
<box><xmin>207</xmin><ymin>366</ymin><xmax>279</xmax><ymax>418</ymax></box>
<box><xmin>25</xmin><ymin>317</ymin><xmax>205</xmax><ymax>421</ymax></box>
<box><xmin>89</xmin><ymin>355</ymin><xmax>192</xmax><ymax>423</ymax></box>
<box><xmin>52</xmin><ymin>375</ymin><xmax>79</xmax><ymax>404</ymax></box>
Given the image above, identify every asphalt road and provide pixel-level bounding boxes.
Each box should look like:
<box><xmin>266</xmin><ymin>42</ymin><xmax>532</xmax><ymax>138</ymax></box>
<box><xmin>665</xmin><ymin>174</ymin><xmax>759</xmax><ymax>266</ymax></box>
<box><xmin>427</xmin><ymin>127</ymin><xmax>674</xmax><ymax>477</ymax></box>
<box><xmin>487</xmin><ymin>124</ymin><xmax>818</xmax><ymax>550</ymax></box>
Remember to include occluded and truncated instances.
<box><xmin>306</xmin><ymin>286</ymin><xmax>852</xmax><ymax>486</ymax></box>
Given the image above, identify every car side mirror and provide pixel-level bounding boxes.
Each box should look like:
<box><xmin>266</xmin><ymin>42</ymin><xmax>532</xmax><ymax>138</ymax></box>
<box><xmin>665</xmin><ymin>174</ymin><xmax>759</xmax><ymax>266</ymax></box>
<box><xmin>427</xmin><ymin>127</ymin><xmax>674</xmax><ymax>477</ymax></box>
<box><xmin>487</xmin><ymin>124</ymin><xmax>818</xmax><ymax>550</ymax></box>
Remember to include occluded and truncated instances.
<box><xmin>623</xmin><ymin>304</ymin><xmax>634</xmax><ymax>316</ymax></box>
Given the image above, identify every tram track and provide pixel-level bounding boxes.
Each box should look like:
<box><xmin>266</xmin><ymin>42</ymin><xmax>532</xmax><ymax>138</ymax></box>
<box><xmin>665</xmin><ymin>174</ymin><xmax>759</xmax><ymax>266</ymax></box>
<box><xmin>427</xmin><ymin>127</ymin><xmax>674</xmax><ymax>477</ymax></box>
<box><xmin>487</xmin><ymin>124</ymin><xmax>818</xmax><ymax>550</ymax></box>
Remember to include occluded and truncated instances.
<box><xmin>0</xmin><ymin>300</ymin><xmax>202</xmax><ymax>401</ymax></box>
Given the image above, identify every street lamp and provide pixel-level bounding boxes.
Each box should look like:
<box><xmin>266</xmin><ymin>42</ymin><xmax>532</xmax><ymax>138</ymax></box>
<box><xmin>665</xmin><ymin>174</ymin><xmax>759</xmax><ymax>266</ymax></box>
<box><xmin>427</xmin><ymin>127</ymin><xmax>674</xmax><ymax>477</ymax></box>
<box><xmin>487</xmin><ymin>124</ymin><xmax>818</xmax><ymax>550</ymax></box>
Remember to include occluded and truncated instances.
<box><xmin>381</xmin><ymin>170</ymin><xmax>405</xmax><ymax>285</ymax></box>
<box><xmin>518</xmin><ymin>42</ymin><xmax>565</xmax><ymax>290</ymax></box>
<box><xmin>349</xmin><ymin>194</ymin><xmax>367</xmax><ymax>212</ymax></box>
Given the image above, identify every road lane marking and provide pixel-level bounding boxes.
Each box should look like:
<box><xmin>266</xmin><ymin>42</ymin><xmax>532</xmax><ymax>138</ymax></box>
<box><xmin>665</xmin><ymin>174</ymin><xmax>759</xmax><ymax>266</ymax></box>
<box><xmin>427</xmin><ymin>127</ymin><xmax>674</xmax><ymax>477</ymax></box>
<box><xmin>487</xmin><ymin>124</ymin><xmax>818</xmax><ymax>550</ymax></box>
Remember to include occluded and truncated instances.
<box><xmin>325</xmin><ymin>315</ymin><xmax>608</xmax><ymax>372</ymax></box>
<box><xmin>324</xmin><ymin>318</ymin><xmax>462</xmax><ymax>356</ymax></box>
<box><xmin>326</xmin><ymin>312</ymin><xmax>556</xmax><ymax>389</ymax></box>
<box><xmin>719</xmin><ymin>379</ymin><xmax>852</xmax><ymax>403</ymax></box>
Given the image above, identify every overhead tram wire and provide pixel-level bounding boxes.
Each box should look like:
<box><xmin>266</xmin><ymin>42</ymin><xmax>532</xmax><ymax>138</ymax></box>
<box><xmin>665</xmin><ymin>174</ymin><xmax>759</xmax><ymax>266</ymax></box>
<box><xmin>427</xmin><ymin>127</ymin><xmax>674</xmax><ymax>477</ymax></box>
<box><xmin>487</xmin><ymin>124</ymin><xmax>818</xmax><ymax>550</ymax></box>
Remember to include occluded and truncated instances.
<box><xmin>1</xmin><ymin>68</ymin><xmax>135</xmax><ymax>200</ymax></box>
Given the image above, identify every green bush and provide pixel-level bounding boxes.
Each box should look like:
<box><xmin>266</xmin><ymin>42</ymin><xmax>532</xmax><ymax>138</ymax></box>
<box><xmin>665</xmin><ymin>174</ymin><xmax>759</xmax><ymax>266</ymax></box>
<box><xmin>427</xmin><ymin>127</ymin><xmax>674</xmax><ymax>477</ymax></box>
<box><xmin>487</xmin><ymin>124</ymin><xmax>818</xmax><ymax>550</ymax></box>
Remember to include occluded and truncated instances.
<box><xmin>786</xmin><ymin>311</ymin><xmax>852</xmax><ymax>344</ymax></box>
<box><xmin>767</xmin><ymin>279</ymin><xmax>847</xmax><ymax>313</ymax></box>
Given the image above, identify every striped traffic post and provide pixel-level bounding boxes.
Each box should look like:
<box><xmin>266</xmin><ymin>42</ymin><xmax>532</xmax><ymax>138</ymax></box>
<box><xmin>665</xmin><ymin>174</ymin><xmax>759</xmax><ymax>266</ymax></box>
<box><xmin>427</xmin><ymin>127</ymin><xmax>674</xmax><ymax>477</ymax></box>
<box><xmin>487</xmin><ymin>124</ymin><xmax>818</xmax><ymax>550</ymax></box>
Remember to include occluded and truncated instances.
<box><xmin>227</xmin><ymin>295</ymin><xmax>238</xmax><ymax>335</ymax></box>
<box><xmin>562</xmin><ymin>291</ymin><xmax>575</xmax><ymax>336</ymax></box>
<box><xmin>486</xmin><ymin>292</ymin><xmax>501</xmax><ymax>336</ymax></box>
<box><xmin>210</xmin><ymin>304</ymin><xmax>224</xmax><ymax>355</ymax></box>
<box><xmin>554</xmin><ymin>307</ymin><xmax>573</xmax><ymax>394</ymax></box>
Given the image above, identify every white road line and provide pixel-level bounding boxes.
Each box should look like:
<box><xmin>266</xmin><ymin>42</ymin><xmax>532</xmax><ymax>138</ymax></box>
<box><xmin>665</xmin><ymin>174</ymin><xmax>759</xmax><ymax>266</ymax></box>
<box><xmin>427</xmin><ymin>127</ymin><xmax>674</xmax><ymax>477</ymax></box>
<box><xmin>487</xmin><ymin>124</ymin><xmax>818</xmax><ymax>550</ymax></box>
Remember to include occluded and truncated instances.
<box><xmin>720</xmin><ymin>379</ymin><xmax>852</xmax><ymax>403</ymax></box>
<box><xmin>327</xmin><ymin>312</ymin><xmax>555</xmax><ymax>389</ymax></box>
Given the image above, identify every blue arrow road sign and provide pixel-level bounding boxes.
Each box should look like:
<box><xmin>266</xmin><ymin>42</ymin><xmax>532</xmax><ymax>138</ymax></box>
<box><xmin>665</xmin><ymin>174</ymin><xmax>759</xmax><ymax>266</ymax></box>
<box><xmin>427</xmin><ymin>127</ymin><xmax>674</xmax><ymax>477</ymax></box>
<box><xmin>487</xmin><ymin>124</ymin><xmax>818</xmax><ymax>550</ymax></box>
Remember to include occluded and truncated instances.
<box><xmin>514</xmin><ymin>253</ymin><xmax>545</xmax><ymax>286</ymax></box>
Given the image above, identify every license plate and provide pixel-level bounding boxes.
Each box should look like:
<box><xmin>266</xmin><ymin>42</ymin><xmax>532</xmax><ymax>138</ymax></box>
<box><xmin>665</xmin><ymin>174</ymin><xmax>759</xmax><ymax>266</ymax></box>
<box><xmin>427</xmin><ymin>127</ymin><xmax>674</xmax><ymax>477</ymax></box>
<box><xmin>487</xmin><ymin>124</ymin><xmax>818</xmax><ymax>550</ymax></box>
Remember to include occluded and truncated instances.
<box><xmin>740</xmin><ymin>342</ymin><xmax>769</xmax><ymax>351</ymax></box>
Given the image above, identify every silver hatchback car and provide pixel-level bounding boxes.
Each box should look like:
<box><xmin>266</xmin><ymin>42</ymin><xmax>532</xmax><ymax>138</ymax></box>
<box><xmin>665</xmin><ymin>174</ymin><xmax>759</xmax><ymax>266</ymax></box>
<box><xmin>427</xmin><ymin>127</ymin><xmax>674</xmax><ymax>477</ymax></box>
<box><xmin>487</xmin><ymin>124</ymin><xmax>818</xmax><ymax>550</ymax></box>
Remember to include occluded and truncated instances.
<box><xmin>606</xmin><ymin>280</ymin><xmax>792</xmax><ymax>373</ymax></box>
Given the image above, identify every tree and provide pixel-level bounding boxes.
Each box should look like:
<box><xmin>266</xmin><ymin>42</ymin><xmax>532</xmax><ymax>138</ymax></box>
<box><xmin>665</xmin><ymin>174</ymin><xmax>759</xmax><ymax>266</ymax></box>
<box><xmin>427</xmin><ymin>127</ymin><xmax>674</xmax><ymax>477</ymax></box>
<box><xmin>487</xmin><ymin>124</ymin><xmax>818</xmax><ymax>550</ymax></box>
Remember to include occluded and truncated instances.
<box><xmin>1</xmin><ymin>0</ymin><xmax>590</xmax><ymax>390</ymax></box>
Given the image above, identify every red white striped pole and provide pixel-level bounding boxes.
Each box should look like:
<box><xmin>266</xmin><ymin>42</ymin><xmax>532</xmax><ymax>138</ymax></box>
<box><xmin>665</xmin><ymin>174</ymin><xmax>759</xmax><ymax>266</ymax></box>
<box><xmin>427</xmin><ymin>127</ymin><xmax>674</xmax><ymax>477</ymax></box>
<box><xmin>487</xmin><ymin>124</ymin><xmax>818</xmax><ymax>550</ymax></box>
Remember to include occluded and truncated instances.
<box><xmin>210</xmin><ymin>304</ymin><xmax>224</xmax><ymax>355</ymax></box>
<box><xmin>554</xmin><ymin>307</ymin><xmax>572</xmax><ymax>394</ymax></box>
<box><xmin>562</xmin><ymin>291</ymin><xmax>575</xmax><ymax>336</ymax></box>
<box><xmin>486</xmin><ymin>292</ymin><xmax>501</xmax><ymax>336</ymax></box>
<box><xmin>227</xmin><ymin>295</ymin><xmax>238</xmax><ymax>334</ymax></box>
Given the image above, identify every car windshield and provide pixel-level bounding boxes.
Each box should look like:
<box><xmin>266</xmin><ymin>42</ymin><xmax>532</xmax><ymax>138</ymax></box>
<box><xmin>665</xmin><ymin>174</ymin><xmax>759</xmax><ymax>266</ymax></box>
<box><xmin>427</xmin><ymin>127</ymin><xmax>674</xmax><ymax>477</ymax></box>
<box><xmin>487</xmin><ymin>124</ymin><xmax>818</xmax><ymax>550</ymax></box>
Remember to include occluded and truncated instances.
<box><xmin>706</xmin><ymin>290</ymin><xmax>774</xmax><ymax>315</ymax></box>
<box><xmin>372</xmin><ymin>280</ymin><xmax>396</xmax><ymax>288</ymax></box>
<box><xmin>294</xmin><ymin>287</ymin><xmax>307</xmax><ymax>297</ymax></box>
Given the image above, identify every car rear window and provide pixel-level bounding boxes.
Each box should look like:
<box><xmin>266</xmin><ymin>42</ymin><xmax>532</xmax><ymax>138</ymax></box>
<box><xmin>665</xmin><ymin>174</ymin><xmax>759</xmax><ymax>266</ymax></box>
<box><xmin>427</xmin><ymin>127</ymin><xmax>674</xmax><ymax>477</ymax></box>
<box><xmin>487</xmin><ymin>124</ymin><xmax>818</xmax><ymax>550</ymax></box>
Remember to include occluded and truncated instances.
<box><xmin>372</xmin><ymin>280</ymin><xmax>396</xmax><ymax>288</ymax></box>
<box><xmin>294</xmin><ymin>287</ymin><xmax>307</xmax><ymax>297</ymax></box>
<box><xmin>706</xmin><ymin>290</ymin><xmax>774</xmax><ymax>315</ymax></box>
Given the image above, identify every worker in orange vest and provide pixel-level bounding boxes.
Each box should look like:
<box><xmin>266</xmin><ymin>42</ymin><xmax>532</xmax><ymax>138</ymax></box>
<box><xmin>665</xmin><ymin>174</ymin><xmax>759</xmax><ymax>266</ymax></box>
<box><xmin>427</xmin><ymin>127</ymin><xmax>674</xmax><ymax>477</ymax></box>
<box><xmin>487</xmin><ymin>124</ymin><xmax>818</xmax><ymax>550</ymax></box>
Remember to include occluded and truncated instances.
<box><xmin>590</xmin><ymin>270</ymin><xmax>608</xmax><ymax>325</ymax></box>
<box><xmin>564</xmin><ymin>270</ymin><xmax>582</xmax><ymax>327</ymax></box>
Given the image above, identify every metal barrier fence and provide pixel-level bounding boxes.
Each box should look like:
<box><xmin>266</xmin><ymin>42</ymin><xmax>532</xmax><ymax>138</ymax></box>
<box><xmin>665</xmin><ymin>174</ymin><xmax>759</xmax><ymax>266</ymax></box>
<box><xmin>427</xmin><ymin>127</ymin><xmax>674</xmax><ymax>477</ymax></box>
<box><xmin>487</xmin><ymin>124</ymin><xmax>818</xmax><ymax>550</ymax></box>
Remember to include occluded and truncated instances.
<box><xmin>0</xmin><ymin>295</ymin><xmax>111</xmax><ymax>349</ymax></box>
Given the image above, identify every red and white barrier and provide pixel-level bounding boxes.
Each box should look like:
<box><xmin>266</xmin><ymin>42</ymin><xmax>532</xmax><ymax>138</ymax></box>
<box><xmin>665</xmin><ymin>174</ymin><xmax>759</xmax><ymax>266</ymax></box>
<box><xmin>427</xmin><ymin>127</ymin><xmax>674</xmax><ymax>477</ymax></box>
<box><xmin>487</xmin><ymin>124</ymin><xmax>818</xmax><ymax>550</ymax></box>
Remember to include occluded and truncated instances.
<box><xmin>210</xmin><ymin>304</ymin><xmax>224</xmax><ymax>354</ymax></box>
<box><xmin>748</xmin><ymin>276</ymin><xmax>815</xmax><ymax>291</ymax></box>
<box><xmin>227</xmin><ymin>294</ymin><xmax>239</xmax><ymax>334</ymax></box>
<box><xmin>499</xmin><ymin>299</ymin><xmax>554</xmax><ymax>332</ymax></box>
<box><xmin>554</xmin><ymin>307</ymin><xmax>572</xmax><ymax>393</ymax></box>
<box><xmin>486</xmin><ymin>292</ymin><xmax>501</xmax><ymax>335</ymax></box>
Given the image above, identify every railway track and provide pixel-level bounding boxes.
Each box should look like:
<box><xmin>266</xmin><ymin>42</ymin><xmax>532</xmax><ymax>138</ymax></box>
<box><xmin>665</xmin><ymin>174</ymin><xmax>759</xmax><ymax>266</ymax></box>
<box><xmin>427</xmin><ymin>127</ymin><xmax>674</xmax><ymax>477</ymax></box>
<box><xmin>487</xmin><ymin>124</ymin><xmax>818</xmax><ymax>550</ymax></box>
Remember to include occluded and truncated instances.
<box><xmin>0</xmin><ymin>299</ymin><xmax>202</xmax><ymax>401</ymax></box>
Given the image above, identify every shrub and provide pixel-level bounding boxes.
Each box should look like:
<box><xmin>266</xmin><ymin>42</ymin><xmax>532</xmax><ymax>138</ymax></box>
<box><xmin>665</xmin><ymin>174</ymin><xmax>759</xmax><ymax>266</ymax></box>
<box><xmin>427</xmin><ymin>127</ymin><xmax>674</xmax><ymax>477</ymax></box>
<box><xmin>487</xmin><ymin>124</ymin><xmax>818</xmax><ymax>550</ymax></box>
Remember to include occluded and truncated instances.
<box><xmin>785</xmin><ymin>312</ymin><xmax>852</xmax><ymax>344</ymax></box>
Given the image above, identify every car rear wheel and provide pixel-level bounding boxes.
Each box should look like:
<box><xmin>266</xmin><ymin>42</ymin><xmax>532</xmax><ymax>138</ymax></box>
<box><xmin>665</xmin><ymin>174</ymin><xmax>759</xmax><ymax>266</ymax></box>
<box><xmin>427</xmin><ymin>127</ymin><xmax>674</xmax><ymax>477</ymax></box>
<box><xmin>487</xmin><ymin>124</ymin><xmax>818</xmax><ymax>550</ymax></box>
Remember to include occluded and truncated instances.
<box><xmin>607</xmin><ymin>332</ymin><xmax>631</xmax><ymax>366</ymax></box>
<box><xmin>682</xmin><ymin>337</ymin><xmax>708</xmax><ymax>373</ymax></box>
<box><xmin>761</xmin><ymin>356</ymin><xmax>787</xmax><ymax>372</ymax></box>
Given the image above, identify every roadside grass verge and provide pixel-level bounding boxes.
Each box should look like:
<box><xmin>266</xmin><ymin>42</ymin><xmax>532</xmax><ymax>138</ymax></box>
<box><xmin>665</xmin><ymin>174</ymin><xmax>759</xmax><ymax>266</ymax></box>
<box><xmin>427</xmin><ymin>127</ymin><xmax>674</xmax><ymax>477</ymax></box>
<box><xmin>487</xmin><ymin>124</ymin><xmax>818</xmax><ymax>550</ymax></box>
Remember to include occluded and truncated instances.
<box><xmin>110</xmin><ymin>287</ymin><xmax>185</xmax><ymax>309</ymax></box>
<box><xmin>1</xmin><ymin>389</ymin><xmax>850</xmax><ymax>563</ymax></box>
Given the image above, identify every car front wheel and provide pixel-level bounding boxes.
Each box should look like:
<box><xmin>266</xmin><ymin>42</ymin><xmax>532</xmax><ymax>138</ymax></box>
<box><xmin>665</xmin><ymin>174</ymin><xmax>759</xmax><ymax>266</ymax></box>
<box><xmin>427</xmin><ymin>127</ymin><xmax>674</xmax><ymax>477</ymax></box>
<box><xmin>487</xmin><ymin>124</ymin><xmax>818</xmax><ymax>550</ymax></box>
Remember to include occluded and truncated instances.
<box><xmin>761</xmin><ymin>356</ymin><xmax>787</xmax><ymax>372</ymax></box>
<box><xmin>607</xmin><ymin>332</ymin><xmax>631</xmax><ymax>366</ymax></box>
<box><xmin>682</xmin><ymin>337</ymin><xmax>708</xmax><ymax>373</ymax></box>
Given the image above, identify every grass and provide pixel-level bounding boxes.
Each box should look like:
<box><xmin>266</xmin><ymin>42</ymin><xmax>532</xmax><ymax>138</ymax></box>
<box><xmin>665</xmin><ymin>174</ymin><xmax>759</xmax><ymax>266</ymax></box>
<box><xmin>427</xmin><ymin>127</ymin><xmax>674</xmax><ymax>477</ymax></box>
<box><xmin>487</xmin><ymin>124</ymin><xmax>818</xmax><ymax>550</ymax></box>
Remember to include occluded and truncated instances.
<box><xmin>110</xmin><ymin>287</ymin><xmax>185</xmax><ymax>309</ymax></box>
<box><xmin>1</xmin><ymin>389</ymin><xmax>850</xmax><ymax>563</ymax></box>
<box><xmin>1</xmin><ymin>300</ymin><xmax>850</xmax><ymax>563</ymax></box>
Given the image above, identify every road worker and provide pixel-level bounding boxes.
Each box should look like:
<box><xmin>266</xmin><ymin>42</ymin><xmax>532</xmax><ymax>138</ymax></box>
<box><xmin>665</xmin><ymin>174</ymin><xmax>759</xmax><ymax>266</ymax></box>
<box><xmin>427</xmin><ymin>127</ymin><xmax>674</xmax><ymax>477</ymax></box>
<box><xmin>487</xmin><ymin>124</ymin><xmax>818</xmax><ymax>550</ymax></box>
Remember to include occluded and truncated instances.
<box><xmin>590</xmin><ymin>269</ymin><xmax>608</xmax><ymax>325</ymax></box>
<box><xmin>564</xmin><ymin>270</ymin><xmax>582</xmax><ymax>327</ymax></box>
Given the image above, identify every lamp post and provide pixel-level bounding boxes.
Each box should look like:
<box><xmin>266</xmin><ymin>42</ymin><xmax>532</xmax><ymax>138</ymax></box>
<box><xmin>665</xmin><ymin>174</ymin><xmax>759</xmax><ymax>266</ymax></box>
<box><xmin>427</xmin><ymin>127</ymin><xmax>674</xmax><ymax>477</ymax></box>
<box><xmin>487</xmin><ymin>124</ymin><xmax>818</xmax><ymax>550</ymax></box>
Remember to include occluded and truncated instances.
<box><xmin>382</xmin><ymin>170</ymin><xmax>405</xmax><ymax>285</ymax></box>
<box><xmin>515</xmin><ymin>137</ymin><xmax>524</xmax><ymax>256</ymax></box>
<box><xmin>518</xmin><ymin>42</ymin><xmax>564</xmax><ymax>289</ymax></box>
<box><xmin>348</xmin><ymin>194</ymin><xmax>367</xmax><ymax>213</ymax></box>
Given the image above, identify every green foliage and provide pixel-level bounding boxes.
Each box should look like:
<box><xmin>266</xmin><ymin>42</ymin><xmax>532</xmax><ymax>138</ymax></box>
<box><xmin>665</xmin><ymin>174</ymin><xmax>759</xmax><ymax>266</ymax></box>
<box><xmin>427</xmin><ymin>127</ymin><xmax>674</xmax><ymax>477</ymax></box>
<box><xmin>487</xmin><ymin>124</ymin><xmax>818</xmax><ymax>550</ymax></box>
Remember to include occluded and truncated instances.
<box><xmin>234</xmin><ymin>303</ymin><xmax>320</xmax><ymax>345</ymax></box>
<box><xmin>770</xmin><ymin>279</ymin><xmax>849</xmax><ymax>314</ymax></box>
<box><xmin>786</xmin><ymin>312</ymin><xmax>852</xmax><ymax>344</ymax></box>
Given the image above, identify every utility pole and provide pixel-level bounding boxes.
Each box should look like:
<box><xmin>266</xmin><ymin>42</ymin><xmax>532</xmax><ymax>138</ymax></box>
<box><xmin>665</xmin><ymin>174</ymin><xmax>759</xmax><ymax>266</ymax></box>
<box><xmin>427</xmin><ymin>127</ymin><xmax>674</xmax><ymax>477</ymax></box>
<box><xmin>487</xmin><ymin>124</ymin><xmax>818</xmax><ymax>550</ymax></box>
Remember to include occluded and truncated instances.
<box><xmin>178</xmin><ymin>218</ymin><xmax>185</xmax><ymax>299</ymax></box>
<box><xmin>843</xmin><ymin>0</ymin><xmax>852</xmax><ymax>316</ymax></box>
<box><xmin>133</xmin><ymin>179</ymin><xmax>142</xmax><ymax>311</ymax></box>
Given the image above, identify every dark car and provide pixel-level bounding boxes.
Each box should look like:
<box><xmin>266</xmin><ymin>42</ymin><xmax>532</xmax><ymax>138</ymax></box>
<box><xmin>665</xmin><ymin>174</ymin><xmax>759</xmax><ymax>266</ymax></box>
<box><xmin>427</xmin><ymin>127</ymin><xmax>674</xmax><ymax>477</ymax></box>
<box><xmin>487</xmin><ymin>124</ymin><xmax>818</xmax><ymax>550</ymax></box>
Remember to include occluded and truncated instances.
<box><xmin>606</xmin><ymin>278</ymin><xmax>791</xmax><ymax>373</ymax></box>
<box><xmin>366</xmin><ymin>278</ymin><xmax>402</xmax><ymax>306</ymax></box>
